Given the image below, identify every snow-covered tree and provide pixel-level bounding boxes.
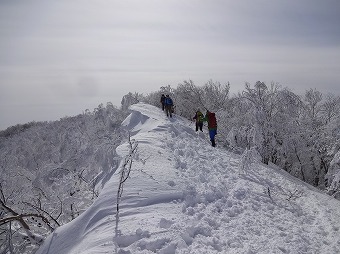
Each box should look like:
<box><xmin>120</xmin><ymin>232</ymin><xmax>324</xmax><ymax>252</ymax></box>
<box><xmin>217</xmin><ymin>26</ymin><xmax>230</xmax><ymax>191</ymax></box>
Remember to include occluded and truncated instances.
<box><xmin>172</xmin><ymin>80</ymin><xmax>204</xmax><ymax>119</ymax></box>
<box><xmin>201</xmin><ymin>79</ymin><xmax>230</xmax><ymax>112</ymax></box>
<box><xmin>303</xmin><ymin>88</ymin><xmax>323</xmax><ymax>122</ymax></box>
<box><xmin>321</xmin><ymin>94</ymin><xmax>340</xmax><ymax>124</ymax></box>
<box><xmin>121</xmin><ymin>92</ymin><xmax>145</xmax><ymax>111</ymax></box>
<box><xmin>0</xmin><ymin>103</ymin><xmax>128</xmax><ymax>253</ymax></box>
<box><xmin>236</xmin><ymin>81</ymin><xmax>301</xmax><ymax>165</ymax></box>
<box><xmin>326</xmin><ymin>150</ymin><xmax>340</xmax><ymax>198</ymax></box>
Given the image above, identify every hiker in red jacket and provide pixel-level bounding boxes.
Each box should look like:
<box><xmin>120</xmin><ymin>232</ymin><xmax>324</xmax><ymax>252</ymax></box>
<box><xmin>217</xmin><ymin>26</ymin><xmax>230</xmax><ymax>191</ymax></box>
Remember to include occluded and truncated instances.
<box><xmin>203</xmin><ymin>110</ymin><xmax>217</xmax><ymax>147</ymax></box>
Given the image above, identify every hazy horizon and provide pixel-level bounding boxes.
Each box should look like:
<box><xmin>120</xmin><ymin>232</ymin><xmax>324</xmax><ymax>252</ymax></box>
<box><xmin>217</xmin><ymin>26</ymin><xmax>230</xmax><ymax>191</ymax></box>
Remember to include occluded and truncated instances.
<box><xmin>1</xmin><ymin>0</ymin><xmax>340</xmax><ymax>130</ymax></box>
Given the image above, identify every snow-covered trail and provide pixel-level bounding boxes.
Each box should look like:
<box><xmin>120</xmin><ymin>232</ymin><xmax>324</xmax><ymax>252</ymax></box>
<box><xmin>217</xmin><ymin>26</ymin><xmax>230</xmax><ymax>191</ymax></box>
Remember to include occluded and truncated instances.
<box><xmin>37</xmin><ymin>103</ymin><xmax>340</xmax><ymax>254</ymax></box>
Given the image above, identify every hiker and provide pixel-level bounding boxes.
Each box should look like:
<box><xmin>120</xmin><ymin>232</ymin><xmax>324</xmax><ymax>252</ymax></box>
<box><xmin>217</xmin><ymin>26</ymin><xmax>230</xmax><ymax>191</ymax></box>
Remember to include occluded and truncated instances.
<box><xmin>164</xmin><ymin>95</ymin><xmax>174</xmax><ymax>117</ymax></box>
<box><xmin>203</xmin><ymin>110</ymin><xmax>217</xmax><ymax>147</ymax></box>
<box><xmin>160</xmin><ymin>94</ymin><xmax>166</xmax><ymax>111</ymax></box>
<box><xmin>193</xmin><ymin>110</ymin><xmax>204</xmax><ymax>132</ymax></box>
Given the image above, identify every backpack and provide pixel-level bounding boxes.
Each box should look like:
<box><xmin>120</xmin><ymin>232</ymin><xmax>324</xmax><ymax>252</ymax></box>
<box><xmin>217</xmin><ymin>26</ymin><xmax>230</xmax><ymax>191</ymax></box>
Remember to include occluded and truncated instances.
<box><xmin>197</xmin><ymin>112</ymin><xmax>204</xmax><ymax>122</ymax></box>
<box><xmin>166</xmin><ymin>97</ymin><xmax>173</xmax><ymax>106</ymax></box>
<box><xmin>207</xmin><ymin>112</ymin><xmax>217</xmax><ymax>128</ymax></box>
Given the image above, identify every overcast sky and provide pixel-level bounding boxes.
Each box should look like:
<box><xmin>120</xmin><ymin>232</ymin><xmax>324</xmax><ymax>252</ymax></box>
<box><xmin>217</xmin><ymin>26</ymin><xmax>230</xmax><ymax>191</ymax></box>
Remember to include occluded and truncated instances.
<box><xmin>1</xmin><ymin>0</ymin><xmax>340</xmax><ymax>130</ymax></box>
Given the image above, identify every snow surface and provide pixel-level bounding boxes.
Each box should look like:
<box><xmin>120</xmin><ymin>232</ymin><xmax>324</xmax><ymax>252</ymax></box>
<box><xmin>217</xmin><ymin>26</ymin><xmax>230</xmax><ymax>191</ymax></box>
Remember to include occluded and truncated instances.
<box><xmin>36</xmin><ymin>103</ymin><xmax>340</xmax><ymax>254</ymax></box>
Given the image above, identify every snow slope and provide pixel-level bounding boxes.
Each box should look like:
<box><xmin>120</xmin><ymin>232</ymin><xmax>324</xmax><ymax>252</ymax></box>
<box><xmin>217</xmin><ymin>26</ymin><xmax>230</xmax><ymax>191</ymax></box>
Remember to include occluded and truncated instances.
<box><xmin>36</xmin><ymin>103</ymin><xmax>340</xmax><ymax>254</ymax></box>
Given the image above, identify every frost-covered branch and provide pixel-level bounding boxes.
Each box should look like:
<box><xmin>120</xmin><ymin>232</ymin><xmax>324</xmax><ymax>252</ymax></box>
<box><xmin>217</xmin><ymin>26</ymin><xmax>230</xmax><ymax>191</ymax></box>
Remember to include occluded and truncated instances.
<box><xmin>114</xmin><ymin>134</ymin><xmax>138</xmax><ymax>252</ymax></box>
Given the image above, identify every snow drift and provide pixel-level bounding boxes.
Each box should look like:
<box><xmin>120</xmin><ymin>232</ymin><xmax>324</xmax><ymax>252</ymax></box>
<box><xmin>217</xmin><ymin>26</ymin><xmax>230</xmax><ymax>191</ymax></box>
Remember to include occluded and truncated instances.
<box><xmin>36</xmin><ymin>103</ymin><xmax>340</xmax><ymax>254</ymax></box>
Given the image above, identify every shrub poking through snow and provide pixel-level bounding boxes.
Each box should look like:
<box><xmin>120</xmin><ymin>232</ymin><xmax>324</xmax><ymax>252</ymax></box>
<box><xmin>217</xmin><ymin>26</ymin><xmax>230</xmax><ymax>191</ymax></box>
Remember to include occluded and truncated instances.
<box><xmin>115</xmin><ymin>134</ymin><xmax>138</xmax><ymax>252</ymax></box>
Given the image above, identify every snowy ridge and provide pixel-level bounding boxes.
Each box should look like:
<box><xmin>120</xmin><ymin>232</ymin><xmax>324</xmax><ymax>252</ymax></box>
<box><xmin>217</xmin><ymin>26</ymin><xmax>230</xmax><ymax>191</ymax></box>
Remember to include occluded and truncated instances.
<box><xmin>37</xmin><ymin>103</ymin><xmax>340</xmax><ymax>254</ymax></box>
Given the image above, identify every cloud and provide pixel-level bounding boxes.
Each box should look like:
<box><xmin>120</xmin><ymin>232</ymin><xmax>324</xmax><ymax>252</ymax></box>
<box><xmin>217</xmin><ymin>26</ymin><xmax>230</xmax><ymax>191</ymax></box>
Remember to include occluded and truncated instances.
<box><xmin>0</xmin><ymin>0</ymin><xmax>339</xmax><ymax>130</ymax></box>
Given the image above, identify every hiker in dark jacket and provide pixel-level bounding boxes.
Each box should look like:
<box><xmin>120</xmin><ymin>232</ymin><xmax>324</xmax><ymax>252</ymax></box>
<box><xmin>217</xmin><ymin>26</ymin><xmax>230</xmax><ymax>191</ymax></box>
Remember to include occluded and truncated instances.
<box><xmin>203</xmin><ymin>110</ymin><xmax>217</xmax><ymax>147</ymax></box>
<box><xmin>164</xmin><ymin>95</ymin><xmax>173</xmax><ymax>117</ymax></box>
<box><xmin>193</xmin><ymin>110</ymin><xmax>204</xmax><ymax>132</ymax></box>
<box><xmin>160</xmin><ymin>94</ymin><xmax>166</xmax><ymax>111</ymax></box>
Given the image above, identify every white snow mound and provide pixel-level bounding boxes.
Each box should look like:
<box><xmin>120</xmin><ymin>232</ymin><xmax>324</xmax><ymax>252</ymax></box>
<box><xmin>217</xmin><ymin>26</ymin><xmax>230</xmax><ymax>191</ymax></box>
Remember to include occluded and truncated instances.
<box><xmin>37</xmin><ymin>102</ymin><xmax>340</xmax><ymax>254</ymax></box>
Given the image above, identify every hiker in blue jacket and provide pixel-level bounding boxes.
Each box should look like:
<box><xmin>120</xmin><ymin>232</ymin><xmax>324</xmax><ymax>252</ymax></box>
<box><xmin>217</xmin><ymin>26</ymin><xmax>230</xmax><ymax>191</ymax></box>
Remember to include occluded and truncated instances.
<box><xmin>164</xmin><ymin>95</ymin><xmax>173</xmax><ymax>117</ymax></box>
